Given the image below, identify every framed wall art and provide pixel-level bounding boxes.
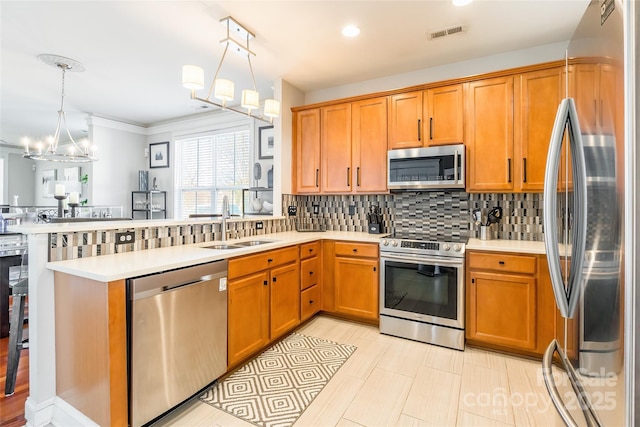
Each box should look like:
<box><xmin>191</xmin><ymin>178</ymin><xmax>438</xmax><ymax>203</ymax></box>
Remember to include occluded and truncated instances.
<box><xmin>258</xmin><ymin>126</ymin><xmax>274</xmax><ymax>159</ymax></box>
<box><xmin>150</xmin><ymin>141</ymin><xmax>170</xmax><ymax>168</ymax></box>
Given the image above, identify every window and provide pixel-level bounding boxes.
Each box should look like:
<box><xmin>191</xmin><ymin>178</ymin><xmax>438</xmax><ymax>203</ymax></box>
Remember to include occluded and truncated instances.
<box><xmin>175</xmin><ymin>127</ymin><xmax>250</xmax><ymax>219</ymax></box>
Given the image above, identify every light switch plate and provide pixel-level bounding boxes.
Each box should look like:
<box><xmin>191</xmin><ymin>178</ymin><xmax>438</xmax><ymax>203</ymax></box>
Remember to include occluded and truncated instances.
<box><xmin>288</xmin><ymin>206</ymin><xmax>297</xmax><ymax>216</ymax></box>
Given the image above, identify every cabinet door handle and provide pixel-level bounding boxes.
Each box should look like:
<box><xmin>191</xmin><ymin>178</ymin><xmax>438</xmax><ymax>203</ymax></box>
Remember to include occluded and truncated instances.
<box><xmin>309</xmin><ymin>271</ymin><xmax>314</xmax><ymax>275</ymax></box>
<box><xmin>373</xmin><ymin>266</ymin><xmax>377</xmax><ymax>272</ymax></box>
<box><xmin>347</xmin><ymin>167</ymin><xmax>350</xmax><ymax>186</ymax></box>
<box><xmin>356</xmin><ymin>167</ymin><xmax>361</xmax><ymax>187</ymax></box>
<box><xmin>507</xmin><ymin>158</ymin><xmax>512</xmax><ymax>183</ymax></box>
<box><xmin>499</xmin><ymin>261</ymin><xmax>505</xmax><ymax>265</ymax></box>
<box><xmin>353</xmin><ymin>248</ymin><xmax>358</xmax><ymax>252</ymax></box>
<box><xmin>417</xmin><ymin>119</ymin><xmax>421</xmax><ymax>141</ymax></box>
<box><xmin>315</xmin><ymin>169</ymin><xmax>319</xmax><ymax>187</ymax></box>
<box><xmin>523</xmin><ymin>158</ymin><xmax>527</xmax><ymax>183</ymax></box>
<box><xmin>263</xmin><ymin>280</ymin><xmax>268</xmax><ymax>286</ymax></box>
<box><xmin>273</xmin><ymin>276</ymin><xmax>277</xmax><ymax>282</ymax></box>
<box><xmin>268</xmin><ymin>258</ymin><xmax>273</xmax><ymax>263</ymax></box>
<box><xmin>429</xmin><ymin>117</ymin><xmax>433</xmax><ymax>140</ymax></box>
<box><xmin>309</xmin><ymin>300</ymin><xmax>314</xmax><ymax>304</ymax></box>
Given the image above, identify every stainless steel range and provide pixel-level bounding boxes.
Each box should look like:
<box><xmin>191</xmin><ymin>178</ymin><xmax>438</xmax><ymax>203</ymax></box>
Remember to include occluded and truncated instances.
<box><xmin>379</xmin><ymin>233</ymin><xmax>466</xmax><ymax>350</ymax></box>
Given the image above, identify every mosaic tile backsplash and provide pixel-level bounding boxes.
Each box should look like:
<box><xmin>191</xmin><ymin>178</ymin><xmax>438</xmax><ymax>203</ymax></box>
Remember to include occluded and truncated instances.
<box><xmin>49</xmin><ymin>192</ymin><xmax>545</xmax><ymax>261</ymax></box>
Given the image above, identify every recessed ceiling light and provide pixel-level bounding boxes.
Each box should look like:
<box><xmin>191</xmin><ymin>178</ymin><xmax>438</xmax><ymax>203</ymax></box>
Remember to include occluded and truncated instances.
<box><xmin>342</xmin><ymin>25</ymin><xmax>360</xmax><ymax>37</ymax></box>
<box><xmin>452</xmin><ymin>0</ymin><xmax>472</xmax><ymax>6</ymax></box>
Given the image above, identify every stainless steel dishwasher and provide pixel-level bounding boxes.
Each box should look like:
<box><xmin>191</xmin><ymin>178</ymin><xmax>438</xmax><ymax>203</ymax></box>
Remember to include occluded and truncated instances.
<box><xmin>128</xmin><ymin>260</ymin><xmax>228</xmax><ymax>427</ymax></box>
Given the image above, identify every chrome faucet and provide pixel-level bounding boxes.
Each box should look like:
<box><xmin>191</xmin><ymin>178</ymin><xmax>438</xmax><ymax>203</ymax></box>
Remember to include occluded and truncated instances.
<box><xmin>221</xmin><ymin>195</ymin><xmax>229</xmax><ymax>242</ymax></box>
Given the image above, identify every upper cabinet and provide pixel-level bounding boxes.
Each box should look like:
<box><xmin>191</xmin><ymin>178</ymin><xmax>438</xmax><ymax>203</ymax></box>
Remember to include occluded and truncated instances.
<box><xmin>321</xmin><ymin>103</ymin><xmax>352</xmax><ymax>193</ymax></box>
<box><xmin>466</xmin><ymin>76</ymin><xmax>515</xmax><ymax>192</ymax></box>
<box><xmin>573</xmin><ymin>63</ymin><xmax>616</xmax><ymax>135</ymax></box>
<box><xmin>467</xmin><ymin>67</ymin><xmax>563</xmax><ymax>192</ymax></box>
<box><xmin>294</xmin><ymin>97</ymin><xmax>388</xmax><ymax>194</ymax></box>
<box><xmin>514</xmin><ymin>67</ymin><xmax>564</xmax><ymax>192</ymax></box>
<box><xmin>351</xmin><ymin>97</ymin><xmax>388</xmax><ymax>193</ymax></box>
<box><xmin>294</xmin><ymin>109</ymin><xmax>321</xmax><ymax>193</ymax></box>
<box><xmin>388</xmin><ymin>84</ymin><xmax>464</xmax><ymax>149</ymax></box>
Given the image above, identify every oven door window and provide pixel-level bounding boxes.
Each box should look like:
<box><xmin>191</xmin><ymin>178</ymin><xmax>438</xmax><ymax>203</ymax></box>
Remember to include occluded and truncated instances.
<box><xmin>384</xmin><ymin>260</ymin><xmax>458</xmax><ymax>320</ymax></box>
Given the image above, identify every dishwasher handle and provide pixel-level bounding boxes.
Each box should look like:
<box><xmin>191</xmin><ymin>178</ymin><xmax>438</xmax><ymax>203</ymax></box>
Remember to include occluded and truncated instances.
<box><xmin>162</xmin><ymin>275</ymin><xmax>213</xmax><ymax>292</ymax></box>
<box><xmin>130</xmin><ymin>260</ymin><xmax>228</xmax><ymax>301</ymax></box>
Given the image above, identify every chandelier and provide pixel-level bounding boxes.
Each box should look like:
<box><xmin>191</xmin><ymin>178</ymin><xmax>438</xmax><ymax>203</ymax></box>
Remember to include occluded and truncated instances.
<box><xmin>23</xmin><ymin>54</ymin><xmax>97</xmax><ymax>163</ymax></box>
<box><xmin>182</xmin><ymin>16</ymin><xmax>280</xmax><ymax>124</ymax></box>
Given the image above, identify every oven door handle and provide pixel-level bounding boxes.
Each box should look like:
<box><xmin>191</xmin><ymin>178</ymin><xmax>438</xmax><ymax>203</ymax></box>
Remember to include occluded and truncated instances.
<box><xmin>381</xmin><ymin>253</ymin><xmax>463</xmax><ymax>267</ymax></box>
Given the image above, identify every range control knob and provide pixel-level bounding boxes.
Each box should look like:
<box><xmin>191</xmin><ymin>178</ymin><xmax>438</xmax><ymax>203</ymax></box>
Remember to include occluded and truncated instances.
<box><xmin>453</xmin><ymin>244</ymin><xmax>462</xmax><ymax>252</ymax></box>
<box><xmin>442</xmin><ymin>243</ymin><xmax>451</xmax><ymax>251</ymax></box>
<box><xmin>391</xmin><ymin>240</ymin><xmax>398</xmax><ymax>247</ymax></box>
<box><xmin>382</xmin><ymin>239</ymin><xmax>389</xmax><ymax>246</ymax></box>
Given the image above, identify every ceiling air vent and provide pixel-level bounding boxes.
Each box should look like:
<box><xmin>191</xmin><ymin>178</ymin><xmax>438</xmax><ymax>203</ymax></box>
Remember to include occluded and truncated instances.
<box><xmin>429</xmin><ymin>25</ymin><xmax>466</xmax><ymax>40</ymax></box>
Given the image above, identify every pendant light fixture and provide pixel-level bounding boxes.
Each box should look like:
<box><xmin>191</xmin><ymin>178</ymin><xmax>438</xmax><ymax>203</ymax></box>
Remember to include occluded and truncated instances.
<box><xmin>182</xmin><ymin>16</ymin><xmax>280</xmax><ymax>124</ymax></box>
<box><xmin>23</xmin><ymin>54</ymin><xmax>97</xmax><ymax>163</ymax></box>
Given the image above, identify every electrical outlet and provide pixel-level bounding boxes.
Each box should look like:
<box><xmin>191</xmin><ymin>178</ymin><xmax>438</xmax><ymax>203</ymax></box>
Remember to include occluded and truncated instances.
<box><xmin>288</xmin><ymin>206</ymin><xmax>297</xmax><ymax>216</ymax></box>
<box><xmin>312</xmin><ymin>204</ymin><xmax>319</xmax><ymax>215</ymax></box>
<box><xmin>349</xmin><ymin>204</ymin><xmax>356</xmax><ymax>215</ymax></box>
<box><xmin>255</xmin><ymin>221</ymin><xmax>264</xmax><ymax>230</ymax></box>
<box><xmin>115</xmin><ymin>231</ymin><xmax>135</xmax><ymax>245</ymax></box>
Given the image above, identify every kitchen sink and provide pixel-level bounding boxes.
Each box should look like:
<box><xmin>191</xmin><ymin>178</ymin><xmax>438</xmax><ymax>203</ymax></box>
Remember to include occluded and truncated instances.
<box><xmin>202</xmin><ymin>244</ymin><xmax>243</xmax><ymax>250</ymax></box>
<box><xmin>234</xmin><ymin>239</ymin><xmax>278</xmax><ymax>247</ymax></box>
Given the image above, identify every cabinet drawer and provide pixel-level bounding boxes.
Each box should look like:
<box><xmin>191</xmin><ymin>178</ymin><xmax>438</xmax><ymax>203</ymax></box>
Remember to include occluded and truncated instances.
<box><xmin>300</xmin><ymin>241</ymin><xmax>320</xmax><ymax>260</ymax></box>
<box><xmin>301</xmin><ymin>257</ymin><xmax>319</xmax><ymax>290</ymax></box>
<box><xmin>229</xmin><ymin>245</ymin><xmax>298</xmax><ymax>278</ymax></box>
<box><xmin>468</xmin><ymin>252</ymin><xmax>536</xmax><ymax>275</ymax></box>
<box><xmin>334</xmin><ymin>241</ymin><xmax>378</xmax><ymax>258</ymax></box>
<box><xmin>301</xmin><ymin>285</ymin><xmax>321</xmax><ymax>322</ymax></box>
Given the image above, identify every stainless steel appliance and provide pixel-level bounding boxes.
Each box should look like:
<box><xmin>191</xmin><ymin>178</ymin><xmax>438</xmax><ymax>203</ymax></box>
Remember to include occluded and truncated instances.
<box><xmin>542</xmin><ymin>0</ymin><xmax>632</xmax><ymax>425</ymax></box>
<box><xmin>387</xmin><ymin>144</ymin><xmax>465</xmax><ymax>191</ymax></box>
<box><xmin>379</xmin><ymin>233</ymin><xmax>466</xmax><ymax>350</ymax></box>
<box><xmin>128</xmin><ymin>260</ymin><xmax>228</xmax><ymax>427</ymax></box>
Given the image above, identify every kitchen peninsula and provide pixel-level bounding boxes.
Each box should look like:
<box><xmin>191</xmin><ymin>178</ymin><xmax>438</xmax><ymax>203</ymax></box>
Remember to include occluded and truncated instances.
<box><xmin>8</xmin><ymin>218</ymin><xmax>383</xmax><ymax>427</ymax></box>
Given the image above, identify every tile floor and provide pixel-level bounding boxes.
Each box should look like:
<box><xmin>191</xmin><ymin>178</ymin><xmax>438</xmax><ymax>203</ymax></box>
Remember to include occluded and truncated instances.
<box><xmin>154</xmin><ymin>315</ymin><xmax>624</xmax><ymax>426</ymax></box>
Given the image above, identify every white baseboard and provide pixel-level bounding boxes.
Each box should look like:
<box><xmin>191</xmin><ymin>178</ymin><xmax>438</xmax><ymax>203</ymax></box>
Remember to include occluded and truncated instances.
<box><xmin>25</xmin><ymin>396</ymin><xmax>99</xmax><ymax>427</ymax></box>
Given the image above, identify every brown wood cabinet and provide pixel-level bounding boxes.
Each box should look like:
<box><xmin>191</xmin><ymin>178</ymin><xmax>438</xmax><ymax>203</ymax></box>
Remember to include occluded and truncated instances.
<box><xmin>351</xmin><ymin>96</ymin><xmax>388</xmax><ymax>192</ymax></box>
<box><xmin>322</xmin><ymin>103</ymin><xmax>352</xmax><ymax>192</ymax></box>
<box><xmin>294</xmin><ymin>97</ymin><xmax>388</xmax><ymax>194</ymax></box>
<box><xmin>294</xmin><ymin>108</ymin><xmax>321</xmax><ymax>193</ymax></box>
<box><xmin>466</xmin><ymin>76</ymin><xmax>515</xmax><ymax>191</ymax></box>
<box><xmin>573</xmin><ymin>63</ymin><xmax>616</xmax><ymax>135</ymax></box>
<box><xmin>388</xmin><ymin>84</ymin><xmax>464</xmax><ymax>149</ymax></box>
<box><xmin>300</xmin><ymin>241</ymin><xmax>321</xmax><ymax>321</ymax></box>
<box><xmin>228</xmin><ymin>246</ymin><xmax>300</xmax><ymax>366</ymax></box>
<box><xmin>514</xmin><ymin>67</ymin><xmax>564</xmax><ymax>191</ymax></box>
<box><xmin>466</xmin><ymin>251</ymin><xmax>556</xmax><ymax>357</ymax></box>
<box><xmin>332</xmin><ymin>242</ymin><xmax>379</xmax><ymax>321</ymax></box>
<box><xmin>227</xmin><ymin>270</ymin><xmax>270</xmax><ymax>366</ymax></box>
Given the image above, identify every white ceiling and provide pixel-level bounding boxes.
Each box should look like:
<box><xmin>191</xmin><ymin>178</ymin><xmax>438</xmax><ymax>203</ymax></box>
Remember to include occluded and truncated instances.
<box><xmin>0</xmin><ymin>0</ymin><xmax>589</xmax><ymax>147</ymax></box>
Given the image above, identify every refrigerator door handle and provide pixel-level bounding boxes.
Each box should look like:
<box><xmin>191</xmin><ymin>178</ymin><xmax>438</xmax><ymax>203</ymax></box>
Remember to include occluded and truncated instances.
<box><xmin>543</xmin><ymin>98</ymin><xmax>588</xmax><ymax>319</ymax></box>
<box><xmin>542</xmin><ymin>339</ymin><xmax>604</xmax><ymax>427</ymax></box>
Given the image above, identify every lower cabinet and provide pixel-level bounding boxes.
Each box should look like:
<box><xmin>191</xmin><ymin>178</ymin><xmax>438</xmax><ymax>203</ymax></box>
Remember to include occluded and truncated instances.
<box><xmin>300</xmin><ymin>241</ymin><xmax>321</xmax><ymax>322</ymax></box>
<box><xmin>228</xmin><ymin>246</ymin><xmax>300</xmax><ymax>367</ymax></box>
<box><xmin>466</xmin><ymin>250</ymin><xmax>555</xmax><ymax>356</ymax></box>
<box><xmin>324</xmin><ymin>241</ymin><xmax>379</xmax><ymax>321</ymax></box>
<box><xmin>227</xmin><ymin>271</ymin><xmax>270</xmax><ymax>366</ymax></box>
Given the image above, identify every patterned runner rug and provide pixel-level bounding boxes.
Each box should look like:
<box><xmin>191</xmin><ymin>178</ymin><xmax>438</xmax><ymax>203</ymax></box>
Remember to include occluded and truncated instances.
<box><xmin>200</xmin><ymin>332</ymin><xmax>356</xmax><ymax>427</ymax></box>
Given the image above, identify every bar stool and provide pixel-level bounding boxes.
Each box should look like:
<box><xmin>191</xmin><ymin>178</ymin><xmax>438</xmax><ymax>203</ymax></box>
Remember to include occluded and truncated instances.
<box><xmin>4</xmin><ymin>251</ymin><xmax>28</xmax><ymax>396</ymax></box>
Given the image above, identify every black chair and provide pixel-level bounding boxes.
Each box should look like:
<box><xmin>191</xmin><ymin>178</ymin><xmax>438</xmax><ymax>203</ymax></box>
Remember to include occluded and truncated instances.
<box><xmin>4</xmin><ymin>250</ymin><xmax>28</xmax><ymax>396</ymax></box>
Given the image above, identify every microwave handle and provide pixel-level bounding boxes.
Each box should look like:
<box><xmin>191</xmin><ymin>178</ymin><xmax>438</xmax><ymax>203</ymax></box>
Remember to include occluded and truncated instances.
<box><xmin>454</xmin><ymin>149</ymin><xmax>459</xmax><ymax>183</ymax></box>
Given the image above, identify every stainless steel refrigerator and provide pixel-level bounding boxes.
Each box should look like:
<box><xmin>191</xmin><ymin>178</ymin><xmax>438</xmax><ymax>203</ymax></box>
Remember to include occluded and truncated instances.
<box><xmin>542</xmin><ymin>0</ymin><xmax>636</xmax><ymax>425</ymax></box>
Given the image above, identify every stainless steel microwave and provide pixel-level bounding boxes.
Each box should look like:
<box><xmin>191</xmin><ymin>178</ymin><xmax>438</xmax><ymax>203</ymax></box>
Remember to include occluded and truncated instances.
<box><xmin>387</xmin><ymin>144</ymin><xmax>465</xmax><ymax>190</ymax></box>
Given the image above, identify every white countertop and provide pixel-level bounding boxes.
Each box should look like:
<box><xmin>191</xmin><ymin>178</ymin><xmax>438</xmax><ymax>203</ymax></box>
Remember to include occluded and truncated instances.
<box><xmin>467</xmin><ymin>238</ymin><xmax>546</xmax><ymax>255</ymax></box>
<box><xmin>46</xmin><ymin>230</ymin><xmax>384</xmax><ymax>282</ymax></box>
<box><xmin>8</xmin><ymin>216</ymin><xmax>286</xmax><ymax>234</ymax></box>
